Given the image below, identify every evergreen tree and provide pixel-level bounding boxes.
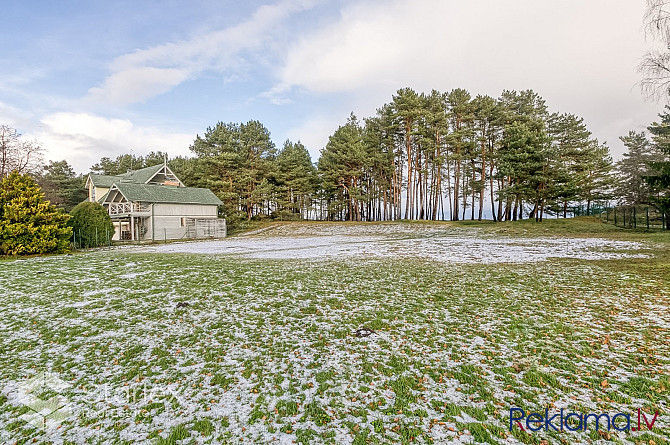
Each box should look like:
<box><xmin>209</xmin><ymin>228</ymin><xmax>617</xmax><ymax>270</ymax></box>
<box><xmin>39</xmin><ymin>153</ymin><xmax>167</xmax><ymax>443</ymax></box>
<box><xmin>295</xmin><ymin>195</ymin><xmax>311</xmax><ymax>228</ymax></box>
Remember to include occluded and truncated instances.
<box><xmin>276</xmin><ymin>140</ymin><xmax>317</xmax><ymax>219</ymax></box>
<box><xmin>37</xmin><ymin>160</ymin><xmax>87</xmax><ymax>212</ymax></box>
<box><xmin>363</xmin><ymin>105</ymin><xmax>399</xmax><ymax>220</ymax></box>
<box><xmin>646</xmin><ymin>108</ymin><xmax>670</xmax><ymax>226</ymax></box>
<box><xmin>616</xmin><ymin>132</ymin><xmax>658</xmax><ymax>205</ymax></box>
<box><xmin>318</xmin><ymin>114</ymin><xmax>366</xmax><ymax>221</ymax></box>
<box><xmin>547</xmin><ymin>113</ymin><xmax>592</xmax><ymax>217</ymax></box>
<box><xmin>496</xmin><ymin>121</ymin><xmax>550</xmax><ymax>220</ymax></box>
<box><xmin>496</xmin><ymin>90</ymin><xmax>549</xmax><ymax>220</ymax></box>
<box><xmin>90</xmin><ymin>154</ymin><xmax>146</xmax><ymax>175</ymax></box>
<box><xmin>69</xmin><ymin>201</ymin><xmax>114</xmax><ymax>248</ymax></box>
<box><xmin>575</xmin><ymin>141</ymin><xmax>614</xmax><ymax>213</ymax></box>
<box><xmin>0</xmin><ymin>171</ymin><xmax>71</xmax><ymax>255</ymax></box>
<box><xmin>391</xmin><ymin>88</ymin><xmax>423</xmax><ymax>220</ymax></box>
<box><xmin>237</xmin><ymin>121</ymin><xmax>277</xmax><ymax>220</ymax></box>
<box><xmin>189</xmin><ymin>121</ymin><xmax>276</xmax><ymax>222</ymax></box>
<box><xmin>472</xmin><ymin>95</ymin><xmax>501</xmax><ymax>220</ymax></box>
<box><xmin>445</xmin><ymin>89</ymin><xmax>475</xmax><ymax>220</ymax></box>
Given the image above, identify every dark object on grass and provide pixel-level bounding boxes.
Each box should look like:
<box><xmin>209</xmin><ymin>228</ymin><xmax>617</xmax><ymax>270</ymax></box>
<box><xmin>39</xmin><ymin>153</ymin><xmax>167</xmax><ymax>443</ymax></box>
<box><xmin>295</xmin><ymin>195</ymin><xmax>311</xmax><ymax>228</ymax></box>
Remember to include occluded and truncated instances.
<box><xmin>354</xmin><ymin>327</ymin><xmax>376</xmax><ymax>337</ymax></box>
<box><xmin>36</xmin><ymin>271</ymin><xmax>45</xmax><ymax>274</ymax></box>
<box><xmin>175</xmin><ymin>302</ymin><xmax>191</xmax><ymax>309</ymax></box>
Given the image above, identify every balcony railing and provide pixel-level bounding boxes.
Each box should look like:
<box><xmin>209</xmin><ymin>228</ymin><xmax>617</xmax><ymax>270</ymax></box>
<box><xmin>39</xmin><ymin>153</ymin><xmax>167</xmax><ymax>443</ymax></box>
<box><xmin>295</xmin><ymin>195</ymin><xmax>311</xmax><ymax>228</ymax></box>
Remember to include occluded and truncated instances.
<box><xmin>108</xmin><ymin>202</ymin><xmax>150</xmax><ymax>215</ymax></box>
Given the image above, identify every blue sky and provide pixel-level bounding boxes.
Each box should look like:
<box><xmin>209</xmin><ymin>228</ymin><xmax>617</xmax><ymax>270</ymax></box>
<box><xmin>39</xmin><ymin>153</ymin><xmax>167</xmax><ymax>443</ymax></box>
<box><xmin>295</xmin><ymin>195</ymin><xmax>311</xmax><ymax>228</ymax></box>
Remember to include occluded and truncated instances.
<box><xmin>0</xmin><ymin>0</ymin><xmax>663</xmax><ymax>172</ymax></box>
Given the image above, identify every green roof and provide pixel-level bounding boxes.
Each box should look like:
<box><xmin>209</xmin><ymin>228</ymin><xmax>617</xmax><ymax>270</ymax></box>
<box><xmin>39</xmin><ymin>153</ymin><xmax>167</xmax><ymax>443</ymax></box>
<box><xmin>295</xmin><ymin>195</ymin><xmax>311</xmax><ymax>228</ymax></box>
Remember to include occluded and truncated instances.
<box><xmin>118</xmin><ymin>164</ymin><xmax>164</xmax><ymax>184</ymax></box>
<box><xmin>88</xmin><ymin>174</ymin><xmax>121</xmax><ymax>188</ymax></box>
<box><xmin>112</xmin><ymin>183</ymin><xmax>222</xmax><ymax>206</ymax></box>
<box><xmin>88</xmin><ymin>163</ymin><xmax>164</xmax><ymax>187</ymax></box>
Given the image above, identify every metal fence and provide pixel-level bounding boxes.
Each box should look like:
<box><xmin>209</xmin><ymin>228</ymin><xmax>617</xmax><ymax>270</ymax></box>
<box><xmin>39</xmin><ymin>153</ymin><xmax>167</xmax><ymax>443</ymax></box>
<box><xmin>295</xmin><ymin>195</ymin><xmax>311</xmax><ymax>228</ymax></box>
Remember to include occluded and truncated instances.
<box><xmin>599</xmin><ymin>205</ymin><xmax>669</xmax><ymax>230</ymax></box>
<box><xmin>71</xmin><ymin>226</ymin><xmax>113</xmax><ymax>250</ymax></box>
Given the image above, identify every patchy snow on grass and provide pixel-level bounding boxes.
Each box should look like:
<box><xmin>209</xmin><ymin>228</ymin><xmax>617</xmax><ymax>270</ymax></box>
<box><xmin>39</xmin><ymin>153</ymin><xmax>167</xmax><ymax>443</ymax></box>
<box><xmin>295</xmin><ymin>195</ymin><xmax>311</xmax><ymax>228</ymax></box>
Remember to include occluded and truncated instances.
<box><xmin>145</xmin><ymin>222</ymin><xmax>648</xmax><ymax>263</ymax></box>
<box><xmin>0</xmin><ymin>223</ymin><xmax>667</xmax><ymax>444</ymax></box>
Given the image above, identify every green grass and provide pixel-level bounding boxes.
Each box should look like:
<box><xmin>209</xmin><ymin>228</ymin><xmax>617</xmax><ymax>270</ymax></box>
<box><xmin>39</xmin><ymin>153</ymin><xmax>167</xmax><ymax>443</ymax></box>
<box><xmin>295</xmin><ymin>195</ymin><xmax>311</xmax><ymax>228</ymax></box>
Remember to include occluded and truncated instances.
<box><xmin>0</xmin><ymin>219</ymin><xmax>668</xmax><ymax>444</ymax></box>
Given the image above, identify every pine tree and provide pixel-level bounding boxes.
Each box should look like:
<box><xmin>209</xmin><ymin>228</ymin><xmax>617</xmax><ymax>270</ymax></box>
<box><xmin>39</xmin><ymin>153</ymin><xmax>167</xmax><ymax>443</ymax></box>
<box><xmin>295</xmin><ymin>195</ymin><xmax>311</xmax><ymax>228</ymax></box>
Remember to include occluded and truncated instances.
<box><xmin>276</xmin><ymin>140</ymin><xmax>317</xmax><ymax>219</ymax></box>
<box><xmin>0</xmin><ymin>171</ymin><xmax>71</xmax><ymax>255</ymax></box>
<box><xmin>391</xmin><ymin>88</ymin><xmax>422</xmax><ymax>219</ymax></box>
<box><xmin>37</xmin><ymin>160</ymin><xmax>87</xmax><ymax>212</ymax></box>
<box><xmin>646</xmin><ymin>108</ymin><xmax>670</xmax><ymax>226</ymax></box>
<box><xmin>445</xmin><ymin>89</ymin><xmax>475</xmax><ymax>220</ymax></box>
<box><xmin>318</xmin><ymin>114</ymin><xmax>366</xmax><ymax>221</ymax></box>
<box><xmin>547</xmin><ymin>113</ymin><xmax>592</xmax><ymax>217</ymax></box>
<box><xmin>496</xmin><ymin>90</ymin><xmax>549</xmax><ymax>220</ymax></box>
<box><xmin>237</xmin><ymin>120</ymin><xmax>277</xmax><ymax>220</ymax></box>
<box><xmin>189</xmin><ymin>121</ymin><xmax>276</xmax><ymax>222</ymax></box>
<box><xmin>363</xmin><ymin>106</ymin><xmax>399</xmax><ymax>220</ymax></box>
<box><xmin>90</xmin><ymin>154</ymin><xmax>146</xmax><ymax>175</ymax></box>
<box><xmin>616</xmin><ymin>131</ymin><xmax>662</xmax><ymax>205</ymax></box>
<box><xmin>575</xmin><ymin>141</ymin><xmax>614</xmax><ymax>214</ymax></box>
<box><xmin>472</xmin><ymin>95</ymin><xmax>501</xmax><ymax>220</ymax></box>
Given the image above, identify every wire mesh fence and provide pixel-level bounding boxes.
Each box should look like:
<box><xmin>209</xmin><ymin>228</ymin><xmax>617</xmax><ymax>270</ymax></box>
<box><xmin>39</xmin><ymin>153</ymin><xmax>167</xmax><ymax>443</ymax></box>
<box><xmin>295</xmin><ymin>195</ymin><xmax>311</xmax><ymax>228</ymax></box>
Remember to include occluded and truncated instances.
<box><xmin>599</xmin><ymin>205</ymin><xmax>669</xmax><ymax>230</ymax></box>
<box><xmin>71</xmin><ymin>226</ymin><xmax>113</xmax><ymax>250</ymax></box>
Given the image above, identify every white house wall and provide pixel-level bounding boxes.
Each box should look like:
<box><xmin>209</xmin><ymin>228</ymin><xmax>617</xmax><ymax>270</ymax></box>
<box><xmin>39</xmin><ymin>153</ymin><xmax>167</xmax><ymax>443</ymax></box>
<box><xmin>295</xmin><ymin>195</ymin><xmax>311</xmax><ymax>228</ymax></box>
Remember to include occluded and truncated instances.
<box><xmin>89</xmin><ymin>184</ymin><xmax>109</xmax><ymax>202</ymax></box>
<box><xmin>107</xmin><ymin>203</ymin><xmax>220</xmax><ymax>241</ymax></box>
<box><xmin>153</xmin><ymin>203</ymin><xmax>217</xmax><ymax>217</ymax></box>
<box><xmin>151</xmin><ymin>203</ymin><xmax>218</xmax><ymax>240</ymax></box>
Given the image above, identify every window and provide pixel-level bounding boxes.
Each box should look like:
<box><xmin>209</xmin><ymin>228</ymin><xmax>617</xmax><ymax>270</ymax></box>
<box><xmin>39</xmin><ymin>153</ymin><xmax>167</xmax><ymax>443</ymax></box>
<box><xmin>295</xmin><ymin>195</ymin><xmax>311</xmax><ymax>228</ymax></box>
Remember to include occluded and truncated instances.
<box><xmin>180</xmin><ymin>217</ymin><xmax>186</xmax><ymax>227</ymax></box>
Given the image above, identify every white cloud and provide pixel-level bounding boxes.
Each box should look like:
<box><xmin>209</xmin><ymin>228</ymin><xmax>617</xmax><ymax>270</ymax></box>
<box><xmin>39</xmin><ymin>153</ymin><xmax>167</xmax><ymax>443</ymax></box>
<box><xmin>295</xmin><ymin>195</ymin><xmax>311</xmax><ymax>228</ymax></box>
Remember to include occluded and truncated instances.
<box><xmin>86</xmin><ymin>0</ymin><xmax>318</xmax><ymax>105</ymax></box>
<box><xmin>284</xmin><ymin>114</ymin><xmax>344</xmax><ymax>160</ymax></box>
<box><xmin>32</xmin><ymin>112</ymin><xmax>194</xmax><ymax>173</ymax></box>
<box><xmin>272</xmin><ymin>0</ymin><xmax>661</xmax><ymax>158</ymax></box>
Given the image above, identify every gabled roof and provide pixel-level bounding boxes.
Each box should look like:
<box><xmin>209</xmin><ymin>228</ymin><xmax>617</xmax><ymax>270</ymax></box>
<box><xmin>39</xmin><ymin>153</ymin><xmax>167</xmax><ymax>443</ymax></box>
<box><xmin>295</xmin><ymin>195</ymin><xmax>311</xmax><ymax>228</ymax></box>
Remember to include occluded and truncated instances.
<box><xmin>118</xmin><ymin>164</ymin><xmax>164</xmax><ymax>184</ymax></box>
<box><xmin>87</xmin><ymin>174</ymin><xmax>120</xmax><ymax>188</ymax></box>
<box><xmin>110</xmin><ymin>182</ymin><xmax>223</xmax><ymax>206</ymax></box>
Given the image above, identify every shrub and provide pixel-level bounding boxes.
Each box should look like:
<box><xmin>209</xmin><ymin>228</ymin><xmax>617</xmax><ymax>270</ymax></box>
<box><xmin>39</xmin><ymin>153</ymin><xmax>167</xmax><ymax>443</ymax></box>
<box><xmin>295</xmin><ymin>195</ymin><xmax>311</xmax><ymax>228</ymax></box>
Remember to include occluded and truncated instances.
<box><xmin>0</xmin><ymin>171</ymin><xmax>72</xmax><ymax>255</ymax></box>
<box><xmin>69</xmin><ymin>201</ymin><xmax>114</xmax><ymax>248</ymax></box>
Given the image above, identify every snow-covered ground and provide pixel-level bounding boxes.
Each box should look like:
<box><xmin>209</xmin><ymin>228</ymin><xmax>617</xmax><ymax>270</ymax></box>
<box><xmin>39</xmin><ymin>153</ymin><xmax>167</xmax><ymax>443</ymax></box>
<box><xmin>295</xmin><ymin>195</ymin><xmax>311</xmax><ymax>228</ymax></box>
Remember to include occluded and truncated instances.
<box><xmin>0</xmin><ymin>223</ymin><xmax>667</xmax><ymax>444</ymax></box>
<box><xmin>144</xmin><ymin>223</ymin><xmax>649</xmax><ymax>263</ymax></box>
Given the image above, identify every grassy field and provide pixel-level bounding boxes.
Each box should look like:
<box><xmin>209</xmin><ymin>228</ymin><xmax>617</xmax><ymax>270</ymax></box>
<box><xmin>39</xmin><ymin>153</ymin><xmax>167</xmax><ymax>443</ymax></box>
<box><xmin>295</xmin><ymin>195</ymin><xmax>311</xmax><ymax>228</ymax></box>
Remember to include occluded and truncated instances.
<box><xmin>0</xmin><ymin>218</ymin><xmax>668</xmax><ymax>444</ymax></box>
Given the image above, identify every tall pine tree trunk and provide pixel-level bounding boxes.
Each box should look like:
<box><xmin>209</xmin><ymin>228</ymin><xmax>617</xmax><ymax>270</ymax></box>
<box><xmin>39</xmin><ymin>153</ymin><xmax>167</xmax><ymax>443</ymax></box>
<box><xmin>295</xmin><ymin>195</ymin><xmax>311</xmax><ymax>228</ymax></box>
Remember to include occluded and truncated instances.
<box><xmin>404</xmin><ymin>125</ymin><xmax>412</xmax><ymax>220</ymax></box>
<box><xmin>453</xmin><ymin>156</ymin><xmax>461</xmax><ymax>221</ymax></box>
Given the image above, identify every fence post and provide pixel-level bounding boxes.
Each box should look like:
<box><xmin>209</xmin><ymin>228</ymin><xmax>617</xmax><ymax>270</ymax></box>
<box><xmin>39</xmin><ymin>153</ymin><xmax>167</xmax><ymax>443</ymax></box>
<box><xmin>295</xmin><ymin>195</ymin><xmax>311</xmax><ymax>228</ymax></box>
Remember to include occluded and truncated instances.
<box><xmin>646</xmin><ymin>207</ymin><xmax>650</xmax><ymax>231</ymax></box>
<box><xmin>633</xmin><ymin>207</ymin><xmax>637</xmax><ymax>229</ymax></box>
<box><xmin>614</xmin><ymin>208</ymin><xmax>617</xmax><ymax>226</ymax></box>
<box><xmin>95</xmin><ymin>227</ymin><xmax>98</xmax><ymax>246</ymax></box>
<box><xmin>623</xmin><ymin>208</ymin><xmax>626</xmax><ymax>227</ymax></box>
<box><xmin>79</xmin><ymin>229</ymin><xmax>82</xmax><ymax>249</ymax></box>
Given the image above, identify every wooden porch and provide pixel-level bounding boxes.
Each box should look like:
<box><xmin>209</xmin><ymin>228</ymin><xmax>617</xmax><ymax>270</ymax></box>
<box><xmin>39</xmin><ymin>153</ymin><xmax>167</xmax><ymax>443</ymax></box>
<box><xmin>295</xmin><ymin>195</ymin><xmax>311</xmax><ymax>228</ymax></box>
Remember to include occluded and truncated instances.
<box><xmin>108</xmin><ymin>202</ymin><xmax>151</xmax><ymax>217</ymax></box>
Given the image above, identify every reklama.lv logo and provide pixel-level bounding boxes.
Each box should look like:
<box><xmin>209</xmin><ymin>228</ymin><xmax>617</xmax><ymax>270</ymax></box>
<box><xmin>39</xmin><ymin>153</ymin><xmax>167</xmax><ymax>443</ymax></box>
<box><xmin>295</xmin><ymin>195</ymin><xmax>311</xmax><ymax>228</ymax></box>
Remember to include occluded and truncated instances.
<box><xmin>509</xmin><ymin>407</ymin><xmax>660</xmax><ymax>432</ymax></box>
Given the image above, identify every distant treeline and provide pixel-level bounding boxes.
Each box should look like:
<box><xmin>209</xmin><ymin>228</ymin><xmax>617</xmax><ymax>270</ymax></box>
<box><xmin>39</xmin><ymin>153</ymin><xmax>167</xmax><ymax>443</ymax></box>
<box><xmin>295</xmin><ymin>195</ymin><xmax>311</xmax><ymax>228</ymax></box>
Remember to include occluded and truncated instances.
<box><xmin>157</xmin><ymin>88</ymin><xmax>617</xmax><ymax>224</ymax></box>
<box><xmin>6</xmin><ymin>88</ymin><xmax>666</xmax><ymax>228</ymax></box>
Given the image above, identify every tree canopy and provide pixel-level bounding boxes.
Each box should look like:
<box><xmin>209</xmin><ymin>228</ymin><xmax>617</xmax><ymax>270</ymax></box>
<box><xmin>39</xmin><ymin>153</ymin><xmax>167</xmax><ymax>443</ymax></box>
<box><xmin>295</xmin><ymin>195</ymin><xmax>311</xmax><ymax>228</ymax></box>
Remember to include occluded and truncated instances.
<box><xmin>0</xmin><ymin>171</ymin><xmax>71</xmax><ymax>255</ymax></box>
<box><xmin>69</xmin><ymin>201</ymin><xmax>114</xmax><ymax>248</ymax></box>
<box><xmin>37</xmin><ymin>160</ymin><xmax>87</xmax><ymax>212</ymax></box>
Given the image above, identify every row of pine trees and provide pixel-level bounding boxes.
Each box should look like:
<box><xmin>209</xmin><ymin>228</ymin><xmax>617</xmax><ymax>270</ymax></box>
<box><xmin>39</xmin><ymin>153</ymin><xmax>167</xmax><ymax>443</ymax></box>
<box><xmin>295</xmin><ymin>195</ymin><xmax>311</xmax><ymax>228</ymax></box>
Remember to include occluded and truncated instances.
<box><xmin>169</xmin><ymin>88</ymin><xmax>614</xmax><ymax>223</ymax></box>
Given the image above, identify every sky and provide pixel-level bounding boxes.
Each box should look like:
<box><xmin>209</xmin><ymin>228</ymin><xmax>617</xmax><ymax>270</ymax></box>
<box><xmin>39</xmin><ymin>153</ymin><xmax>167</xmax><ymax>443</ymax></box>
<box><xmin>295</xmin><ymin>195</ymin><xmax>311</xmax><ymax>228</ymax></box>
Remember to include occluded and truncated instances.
<box><xmin>0</xmin><ymin>0</ymin><xmax>664</xmax><ymax>173</ymax></box>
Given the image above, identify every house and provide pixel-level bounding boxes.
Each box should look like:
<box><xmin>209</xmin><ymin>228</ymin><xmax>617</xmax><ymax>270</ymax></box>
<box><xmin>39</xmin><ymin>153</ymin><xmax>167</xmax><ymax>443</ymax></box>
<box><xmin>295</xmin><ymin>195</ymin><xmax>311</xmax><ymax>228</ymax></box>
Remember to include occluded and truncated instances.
<box><xmin>85</xmin><ymin>162</ymin><xmax>226</xmax><ymax>241</ymax></box>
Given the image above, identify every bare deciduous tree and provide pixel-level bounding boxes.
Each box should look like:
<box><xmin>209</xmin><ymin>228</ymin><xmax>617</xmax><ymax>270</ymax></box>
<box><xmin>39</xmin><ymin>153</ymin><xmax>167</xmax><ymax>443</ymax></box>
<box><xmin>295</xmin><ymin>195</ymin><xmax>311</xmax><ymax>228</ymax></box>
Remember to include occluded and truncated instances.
<box><xmin>0</xmin><ymin>125</ymin><xmax>44</xmax><ymax>179</ymax></box>
<box><xmin>640</xmin><ymin>0</ymin><xmax>670</xmax><ymax>101</ymax></box>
